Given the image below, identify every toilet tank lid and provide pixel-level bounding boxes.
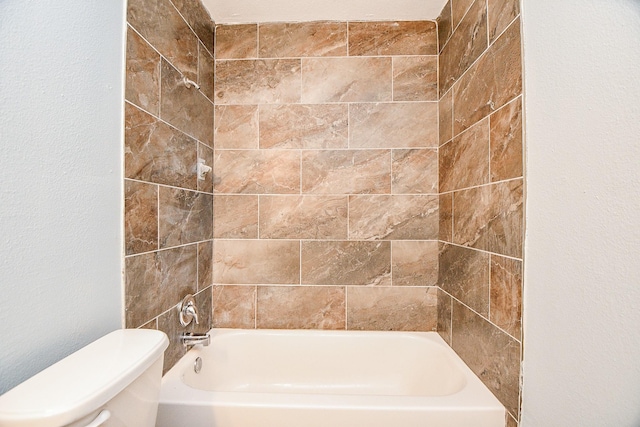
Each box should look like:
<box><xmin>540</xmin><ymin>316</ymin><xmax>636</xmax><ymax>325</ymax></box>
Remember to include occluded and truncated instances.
<box><xmin>0</xmin><ymin>329</ymin><xmax>169</xmax><ymax>427</ymax></box>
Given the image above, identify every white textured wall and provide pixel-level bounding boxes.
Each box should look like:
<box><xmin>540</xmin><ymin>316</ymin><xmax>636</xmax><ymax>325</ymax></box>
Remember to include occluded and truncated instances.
<box><xmin>0</xmin><ymin>1</ymin><xmax>125</xmax><ymax>394</ymax></box>
<box><xmin>521</xmin><ymin>0</ymin><xmax>640</xmax><ymax>425</ymax></box>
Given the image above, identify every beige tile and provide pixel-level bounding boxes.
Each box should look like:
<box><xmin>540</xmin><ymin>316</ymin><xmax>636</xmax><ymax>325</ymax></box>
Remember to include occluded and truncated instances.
<box><xmin>215</xmin><ymin>59</ymin><xmax>301</xmax><ymax>104</ymax></box>
<box><xmin>125</xmin><ymin>244</ymin><xmax>197</xmax><ymax>328</ymax></box>
<box><xmin>301</xmin><ymin>149</ymin><xmax>391</xmax><ymax>194</ymax></box>
<box><xmin>259</xmin><ymin>195</ymin><xmax>348</xmax><ymax>239</ymax></box>
<box><xmin>350</xmin><ymin>102</ymin><xmax>438</xmax><ymax>148</ymax></box>
<box><xmin>301</xmin><ymin>241</ymin><xmax>391</xmax><ymax>286</ymax></box>
<box><xmin>490</xmin><ymin>255</ymin><xmax>522</xmax><ymax>339</ymax></box>
<box><xmin>392</xmin><ymin>56</ymin><xmax>438</xmax><ymax>101</ymax></box>
<box><xmin>124</xmin><ymin>180</ymin><xmax>158</xmax><ymax>255</ymax></box>
<box><xmin>170</xmin><ymin>0</ymin><xmax>214</xmax><ymax>53</ymax></box>
<box><xmin>453</xmin><ymin>19</ymin><xmax>522</xmax><ymax>135</ymax></box>
<box><xmin>437</xmin><ymin>1</ymin><xmax>453</xmax><ymax>52</ymax></box>
<box><xmin>125</xmin><ymin>27</ymin><xmax>160</xmax><ymax>115</ymax></box>
<box><xmin>212</xmin><ymin>240</ymin><xmax>300</xmax><ymax>284</ymax></box>
<box><xmin>347</xmin><ymin>287</ymin><xmax>437</xmax><ymax>331</ymax></box>
<box><xmin>439</xmin><ymin>88</ymin><xmax>454</xmax><ymax>144</ymax></box>
<box><xmin>259</xmin><ymin>104</ymin><xmax>348</xmax><ymax>149</ymax></box>
<box><xmin>439</xmin><ymin>193</ymin><xmax>453</xmax><ymax>242</ymax></box>
<box><xmin>213</xmin><ymin>149</ymin><xmax>300</xmax><ymax>194</ymax></box>
<box><xmin>301</xmin><ymin>57</ymin><xmax>391</xmax><ymax>103</ymax></box>
<box><xmin>506</xmin><ymin>413</ymin><xmax>519</xmax><ymax>427</ymax></box>
<box><xmin>348</xmin><ymin>21</ymin><xmax>438</xmax><ymax>56</ymax></box>
<box><xmin>257</xmin><ymin>286</ymin><xmax>346</xmax><ymax>329</ymax></box>
<box><xmin>213</xmin><ymin>195</ymin><xmax>259</xmax><ymax>238</ymax></box>
<box><xmin>215</xmin><ymin>24</ymin><xmax>257</xmax><ymax>59</ymax></box>
<box><xmin>451</xmin><ymin>300</ymin><xmax>521</xmax><ymax>419</ymax></box>
<box><xmin>391</xmin><ymin>149</ymin><xmax>438</xmax><ymax>194</ymax></box>
<box><xmin>488</xmin><ymin>0</ymin><xmax>520</xmax><ymax>43</ymax></box>
<box><xmin>490</xmin><ymin>97</ymin><xmax>523</xmax><ymax>182</ymax></box>
<box><xmin>452</xmin><ymin>184</ymin><xmax>492</xmax><ymax>250</ymax></box>
<box><xmin>451</xmin><ymin>0</ymin><xmax>476</xmax><ymax>28</ymax></box>
<box><xmin>258</xmin><ymin>22</ymin><xmax>347</xmax><ymax>58</ymax></box>
<box><xmin>212</xmin><ymin>285</ymin><xmax>256</xmax><ymax>328</ymax></box>
<box><xmin>349</xmin><ymin>195</ymin><xmax>439</xmax><ymax>240</ymax></box>
<box><xmin>198</xmin><ymin>43</ymin><xmax>215</xmax><ymax>101</ymax></box>
<box><xmin>158</xmin><ymin>187</ymin><xmax>213</xmax><ymax>248</ymax></box>
<box><xmin>392</xmin><ymin>241</ymin><xmax>439</xmax><ymax>286</ymax></box>
<box><xmin>197</xmin><ymin>143</ymin><xmax>213</xmax><ymax>193</ymax></box>
<box><xmin>125</xmin><ymin>102</ymin><xmax>197</xmax><ymax>190</ymax></box>
<box><xmin>127</xmin><ymin>0</ymin><xmax>198</xmax><ymax>80</ymax></box>
<box><xmin>439</xmin><ymin>117</ymin><xmax>490</xmax><ymax>192</ymax></box>
<box><xmin>437</xmin><ymin>288</ymin><xmax>452</xmax><ymax>345</ymax></box>
<box><xmin>439</xmin><ymin>0</ymin><xmax>488</xmax><ymax>95</ymax></box>
<box><xmin>198</xmin><ymin>241</ymin><xmax>213</xmax><ymax>291</ymax></box>
<box><xmin>160</xmin><ymin>59</ymin><xmax>214</xmax><ymax>145</ymax></box>
<box><xmin>214</xmin><ymin>105</ymin><xmax>259</xmax><ymax>149</ymax></box>
<box><xmin>438</xmin><ymin>242</ymin><xmax>490</xmax><ymax>316</ymax></box>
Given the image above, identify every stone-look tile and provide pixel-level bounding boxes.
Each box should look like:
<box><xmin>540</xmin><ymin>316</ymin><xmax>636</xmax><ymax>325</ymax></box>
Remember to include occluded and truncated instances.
<box><xmin>349</xmin><ymin>195</ymin><xmax>439</xmax><ymax>240</ymax></box>
<box><xmin>453</xmin><ymin>180</ymin><xmax>523</xmax><ymax>258</ymax></box>
<box><xmin>488</xmin><ymin>0</ymin><xmax>520</xmax><ymax>43</ymax></box>
<box><xmin>437</xmin><ymin>1</ymin><xmax>453</xmax><ymax>52</ymax></box>
<box><xmin>259</xmin><ymin>104</ymin><xmax>348</xmax><ymax>149</ymax></box>
<box><xmin>439</xmin><ymin>193</ymin><xmax>453</xmax><ymax>242</ymax></box>
<box><xmin>125</xmin><ymin>103</ymin><xmax>197</xmax><ymax>189</ymax></box>
<box><xmin>301</xmin><ymin>241</ymin><xmax>391</xmax><ymax>286</ymax></box>
<box><xmin>160</xmin><ymin>60</ymin><xmax>214</xmax><ymax>145</ymax></box>
<box><xmin>454</xmin><ymin>19</ymin><xmax>522</xmax><ymax>135</ymax></box>
<box><xmin>301</xmin><ymin>57</ymin><xmax>391</xmax><ymax>103</ymax></box>
<box><xmin>301</xmin><ymin>149</ymin><xmax>391</xmax><ymax>194</ymax></box>
<box><xmin>452</xmin><ymin>0</ymin><xmax>476</xmax><ymax>28</ymax></box>
<box><xmin>259</xmin><ymin>195</ymin><xmax>348</xmax><ymax>239</ymax></box>
<box><xmin>170</xmin><ymin>0</ymin><xmax>214</xmax><ymax>53</ymax></box>
<box><xmin>198</xmin><ymin>43</ymin><xmax>215</xmax><ymax>101</ymax></box>
<box><xmin>213</xmin><ymin>150</ymin><xmax>300</xmax><ymax>194</ymax></box>
<box><xmin>125</xmin><ymin>180</ymin><xmax>158</xmax><ymax>255</ymax></box>
<box><xmin>437</xmin><ymin>288</ymin><xmax>452</xmax><ymax>345</ymax></box>
<box><xmin>125</xmin><ymin>244</ymin><xmax>197</xmax><ymax>328</ymax></box>
<box><xmin>212</xmin><ymin>285</ymin><xmax>256</xmax><ymax>328</ymax></box>
<box><xmin>215</xmin><ymin>24</ymin><xmax>257</xmax><ymax>59</ymax></box>
<box><xmin>439</xmin><ymin>0</ymin><xmax>488</xmax><ymax>95</ymax></box>
<box><xmin>140</xmin><ymin>318</ymin><xmax>158</xmax><ymax>330</ymax></box>
<box><xmin>491</xmin><ymin>255</ymin><xmax>522</xmax><ymax>339</ymax></box>
<box><xmin>125</xmin><ymin>27</ymin><xmax>160</xmax><ymax>115</ymax></box>
<box><xmin>198</xmin><ymin>241</ymin><xmax>213</xmax><ymax>291</ymax></box>
<box><xmin>439</xmin><ymin>242</ymin><xmax>490</xmax><ymax>316</ymax></box>
<box><xmin>439</xmin><ymin>88</ymin><xmax>454</xmax><ymax>144</ymax></box>
<box><xmin>490</xmin><ymin>97</ymin><xmax>523</xmax><ymax>182</ymax></box>
<box><xmin>257</xmin><ymin>286</ymin><xmax>346</xmax><ymax>329</ymax></box>
<box><xmin>214</xmin><ymin>105</ymin><xmax>259</xmax><ymax>149</ymax></box>
<box><xmin>258</xmin><ymin>22</ymin><xmax>348</xmax><ymax>58</ymax></box>
<box><xmin>197</xmin><ymin>143</ymin><xmax>213</xmax><ymax>193</ymax></box>
<box><xmin>127</xmin><ymin>0</ymin><xmax>198</xmax><ymax>80</ymax></box>
<box><xmin>348</xmin><ymin>21</ymin><xmax>438</xmax><ymax>56</ymax></box>
<box><xmin>451</xmin><ymin>300</ymin><xmax>521</xmax><ymax>419</ymax></box>
<box><xmin>439</xmin><ymin>118</ymin><xmax>490</xmax><ymax>192</ymax></box>
<box><xmin>350</xmin><ymin>102</ymin><xmax>438</xmax><ymax>149</ymax></box>
<box><xmin>392</xmin><ymin>56</ymin><xmax>438</xmax><ymax>101</ymax></box>
<box><xmin>158</xmin><ymin>187</ymin><xmax>213</xmax><ymax>248</ymax></box>
<box><xmin>347</xmin><ymin>287</ymin><xmax>437</xmax><ymax>331</ymax></box>
<box><xmin>506</xmin><ymin>413</ymin><xmax>518</xmax><ymax>427</ymax></box>
<box><xmin>212</xmin><ymin>240</ymin><xmax>300</xmax><ymax>284</ymax></box>
<box><xmin>392</xmin><ymin>241</ymin><xmax>439</xmax><ymax>286</ymax></box>
<box><xmin>213</xmin><ymin>195</ymin><xmax>259</xmax><ymax>238</ymax></box>
<box><xmin>215</xmin><ymin>59</ymin><xmax>301</xmax><ymax>104</ymax></box>
<box><xmin>391</xmin><ymin>149</ymin><xmax>438</xmax><ymax>194</ymax></box>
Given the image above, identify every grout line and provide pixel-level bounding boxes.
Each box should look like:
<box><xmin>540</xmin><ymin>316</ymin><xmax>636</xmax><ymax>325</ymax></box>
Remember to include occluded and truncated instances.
<box><xmin>125</xmin><ymin>177</ymin><xmax>214</xmax><ymax>196</ymax></box>
<box><xmin>439</xmin><ymin>176</ymin><xmax>523</xmax><ymax>196</ymax></box>
<box><xmin>125</xmin><ymin>239</ymin><xmax>212</xmax><ymax>259</ymax></box>
<box><xmin>440</xmin><ymin>239</ymin><xmax>523</xmax><ymax>262</ymax></box>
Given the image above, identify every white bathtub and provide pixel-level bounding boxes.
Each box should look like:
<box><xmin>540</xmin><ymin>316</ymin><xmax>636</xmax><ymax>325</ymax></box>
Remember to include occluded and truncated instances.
<box><xmin>157</xmin><ymin>329</ymin><xmax>505</xmax><ymax>427</ymax></box>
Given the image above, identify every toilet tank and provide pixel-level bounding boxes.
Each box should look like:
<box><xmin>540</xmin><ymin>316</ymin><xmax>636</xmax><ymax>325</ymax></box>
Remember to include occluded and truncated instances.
<box><xmin>0</xmin><ymin>329</ymin><xmax>169</xmax><ymax>427</ymax></box>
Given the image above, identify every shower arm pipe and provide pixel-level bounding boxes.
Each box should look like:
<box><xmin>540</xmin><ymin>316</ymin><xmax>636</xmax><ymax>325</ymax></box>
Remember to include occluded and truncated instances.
<box><xmin>182</xmin><ymin>76</ymin><xmax>200</xmax><ymax>90</ymax></box>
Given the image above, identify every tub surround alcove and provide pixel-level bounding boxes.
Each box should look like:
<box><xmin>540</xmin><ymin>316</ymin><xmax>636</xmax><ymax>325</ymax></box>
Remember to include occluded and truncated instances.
<box><xmin>123</xmin><ymin>0</ymin><xmax>524</xmax><ymax>425</ymax></box>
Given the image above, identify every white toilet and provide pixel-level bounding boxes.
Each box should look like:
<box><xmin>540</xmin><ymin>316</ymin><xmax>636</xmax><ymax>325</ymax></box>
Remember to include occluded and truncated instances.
<box><xmin>0</xmin><ymin>329</ymin><xmax>169</xmax><ymax>427</ymax></box>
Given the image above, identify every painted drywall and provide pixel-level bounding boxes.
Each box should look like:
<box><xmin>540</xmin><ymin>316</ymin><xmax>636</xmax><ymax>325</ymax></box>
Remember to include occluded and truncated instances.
<box><xmin>521</xmin><ymin>0</ymin><xmax>640</xmax><ymax>425</ymax></box>
<box><xmin>0</xmin><ymin>1</ymin><xmax>125</xmax><ymax>394</ymax></box>
<box><xmin>204</xmin><ymin>0</ymin><xmax>449</xmax><ymax>23</ymax></box>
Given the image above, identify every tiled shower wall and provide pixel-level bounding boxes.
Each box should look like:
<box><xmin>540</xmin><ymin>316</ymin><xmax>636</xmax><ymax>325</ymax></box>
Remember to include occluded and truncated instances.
<box><xmin>211</xmin><ymin>21</ymin><xmax>441</xmax><ymax>331</ymax></box>
<box><xmin>436</xmin><ymin>0</ymin><xmax>524</xmax><ymax>424</ymax></box>
<box><xmin>123</xmin><ymin>0</ymin><xmax>215</xmax><ymax>370</ymax></box>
